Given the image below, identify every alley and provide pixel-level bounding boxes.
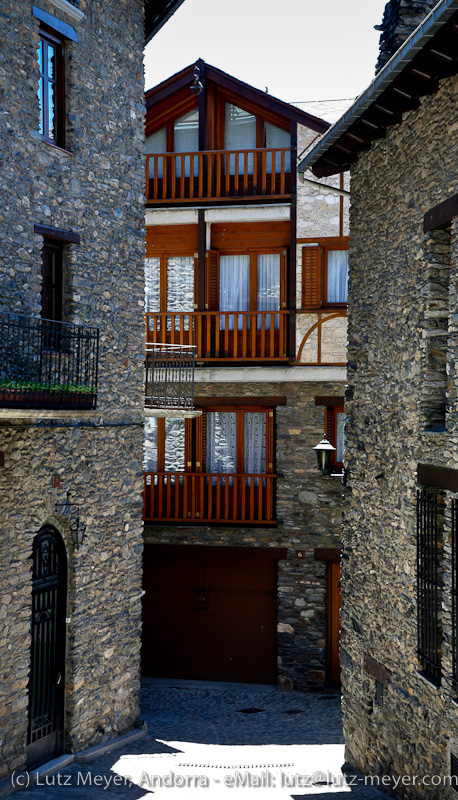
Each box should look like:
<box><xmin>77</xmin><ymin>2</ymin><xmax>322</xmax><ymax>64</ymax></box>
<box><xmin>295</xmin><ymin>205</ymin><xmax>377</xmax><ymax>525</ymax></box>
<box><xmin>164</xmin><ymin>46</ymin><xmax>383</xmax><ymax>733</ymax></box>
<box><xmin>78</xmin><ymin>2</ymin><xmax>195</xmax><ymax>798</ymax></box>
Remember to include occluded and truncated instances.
<box><xmin>8</xmin><ymin>680</ymin><xmax>389</xmax><ymax>799</ymax></box>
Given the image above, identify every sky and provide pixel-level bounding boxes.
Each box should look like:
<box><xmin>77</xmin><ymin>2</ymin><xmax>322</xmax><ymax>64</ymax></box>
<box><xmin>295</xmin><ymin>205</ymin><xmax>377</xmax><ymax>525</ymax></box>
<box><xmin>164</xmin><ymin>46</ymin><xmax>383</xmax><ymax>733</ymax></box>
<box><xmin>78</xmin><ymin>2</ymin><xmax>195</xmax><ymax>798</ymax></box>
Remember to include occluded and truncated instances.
<box><xmin>144</xmin><ymin>0</ymin><xmax>389</xmax><ymax>115</ymax></box>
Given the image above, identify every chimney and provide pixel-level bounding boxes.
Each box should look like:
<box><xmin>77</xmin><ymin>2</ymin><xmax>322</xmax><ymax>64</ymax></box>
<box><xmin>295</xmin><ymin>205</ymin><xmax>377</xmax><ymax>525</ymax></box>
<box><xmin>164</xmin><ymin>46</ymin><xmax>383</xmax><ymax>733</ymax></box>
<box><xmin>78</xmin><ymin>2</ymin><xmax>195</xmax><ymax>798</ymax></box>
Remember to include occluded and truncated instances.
<box><xmin>375</xmin><ymin>0</ymin><xmax>438</xmax><ymax>73</ymax></box>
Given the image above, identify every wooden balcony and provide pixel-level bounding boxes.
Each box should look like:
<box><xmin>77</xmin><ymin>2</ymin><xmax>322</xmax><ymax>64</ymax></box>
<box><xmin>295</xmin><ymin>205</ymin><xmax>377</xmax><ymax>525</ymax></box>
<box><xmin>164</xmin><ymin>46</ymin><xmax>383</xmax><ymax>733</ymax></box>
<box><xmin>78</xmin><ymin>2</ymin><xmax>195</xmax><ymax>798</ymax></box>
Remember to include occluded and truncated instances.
<box><xmin>145</xmin><ymin>148</ymin><xmax>291</xmax><ymax>204</ymax></box>
<box><xmin>143</xmin><ymin>472</ymin><xmax>276</xmax><ymax>524</ymax></box>
<box><xmin>145</xmin><ymin>310</ymin><xmax>289</xmax><ymax>362</ymax></box>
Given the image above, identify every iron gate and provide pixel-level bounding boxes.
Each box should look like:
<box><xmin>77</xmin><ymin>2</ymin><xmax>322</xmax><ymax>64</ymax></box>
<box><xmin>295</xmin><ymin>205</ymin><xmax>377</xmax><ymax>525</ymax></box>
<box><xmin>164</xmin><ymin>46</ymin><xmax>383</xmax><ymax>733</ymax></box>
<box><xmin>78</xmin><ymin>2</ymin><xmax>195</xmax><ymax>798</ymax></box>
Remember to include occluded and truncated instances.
<box><xmin>27</xmin><ymin>526</ymin><xmax>67</xmax><ymax>768</ymax></box>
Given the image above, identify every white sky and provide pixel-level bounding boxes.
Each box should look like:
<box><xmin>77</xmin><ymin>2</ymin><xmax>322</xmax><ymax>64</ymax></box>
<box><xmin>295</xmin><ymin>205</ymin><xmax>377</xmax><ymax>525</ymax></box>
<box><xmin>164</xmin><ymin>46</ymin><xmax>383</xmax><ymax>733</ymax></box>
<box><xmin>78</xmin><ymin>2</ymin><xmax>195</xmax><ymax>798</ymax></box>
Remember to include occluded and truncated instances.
<box><xmin>144</xmin><ymin>0</ymin><xmax>388</xmax><ymax>112</ymax></box>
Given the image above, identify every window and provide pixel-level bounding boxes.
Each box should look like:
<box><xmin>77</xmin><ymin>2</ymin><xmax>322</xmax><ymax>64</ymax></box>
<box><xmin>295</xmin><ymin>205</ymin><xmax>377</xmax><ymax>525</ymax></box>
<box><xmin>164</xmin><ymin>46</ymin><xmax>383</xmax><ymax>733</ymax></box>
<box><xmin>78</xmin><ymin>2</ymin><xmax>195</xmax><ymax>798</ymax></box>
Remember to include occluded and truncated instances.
<box><xmin>41</xmin><ymin>239</ymin><xmax>63</xmax><ymax>321</ymax></box>
<box><xmin>325</xmin><ymin>404</ymin><xmax>345</xmax><ymax>470</ymax></box>
<box><xmin>145</xmin><ymin>108</ymin><xmax>199</xmax><ymax>179</ymax></box>
<box><xmin>302</xmin><ymin>237</ymin><xmax>349</xmax><ymax>309</ymax></box>
<box><xmin>144</xmin><ymin>406</ymin><xmax>274</xmax><ymax>478</ymax></box>
<box><xmin>38</xmin><ymin>29</ymin><xmax>65</xmax><ymax>147</ymax></box>
<box><xmin>217</xmin><ymin>250</ymin><xmax>285</xmax><ymax>330</ymax></box>
<box><xmin>416</xmin><ymin>489</ymin><xmax>443</xmax><ymax>685</ymax></box>
<box><xmin>145</xmin><ymin>254</ymin><xmax>196</xmax><ymax>331</ymax></box>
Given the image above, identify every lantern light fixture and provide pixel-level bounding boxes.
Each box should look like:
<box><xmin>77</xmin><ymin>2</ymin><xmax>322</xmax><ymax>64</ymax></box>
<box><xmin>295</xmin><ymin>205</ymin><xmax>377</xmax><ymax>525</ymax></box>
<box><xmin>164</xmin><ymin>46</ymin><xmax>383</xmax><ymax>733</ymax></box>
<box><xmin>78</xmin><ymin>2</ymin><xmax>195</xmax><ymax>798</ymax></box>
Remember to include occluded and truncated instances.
<box><xmin>313</xmin><ymin>434</ymin><xmax>336</xmax><ymax>475</ymax></box>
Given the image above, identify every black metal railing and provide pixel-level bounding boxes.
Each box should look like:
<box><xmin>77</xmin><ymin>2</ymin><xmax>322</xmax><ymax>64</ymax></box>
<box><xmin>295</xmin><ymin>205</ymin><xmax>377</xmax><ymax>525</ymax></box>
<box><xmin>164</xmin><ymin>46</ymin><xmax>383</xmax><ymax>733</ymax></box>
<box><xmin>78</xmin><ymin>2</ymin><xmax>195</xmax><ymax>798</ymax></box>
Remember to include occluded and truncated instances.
<box><xmin>145</xmin><ymin>344</ymin><xmax>195</xmax><ymax>410</ymax></box>
<box><xmin>0</xmin><ymin>312</ymin><xmax>99</xmax><ymax>410</ymax></box>
<box><xmin>416</xmin><ymin>489</ymin><xmax>442</xmax><ymax>684</ymax></box>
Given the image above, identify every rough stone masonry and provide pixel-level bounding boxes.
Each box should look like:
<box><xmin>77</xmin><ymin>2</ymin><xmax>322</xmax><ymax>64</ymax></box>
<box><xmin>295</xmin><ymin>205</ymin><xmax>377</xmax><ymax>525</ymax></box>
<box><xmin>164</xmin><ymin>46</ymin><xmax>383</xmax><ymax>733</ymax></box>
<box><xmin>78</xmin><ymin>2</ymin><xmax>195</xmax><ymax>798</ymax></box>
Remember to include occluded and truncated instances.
<box><xmin>0</xmin><ymin>0</ymin><xmax>146</xmax><ymax>779</ymax></box>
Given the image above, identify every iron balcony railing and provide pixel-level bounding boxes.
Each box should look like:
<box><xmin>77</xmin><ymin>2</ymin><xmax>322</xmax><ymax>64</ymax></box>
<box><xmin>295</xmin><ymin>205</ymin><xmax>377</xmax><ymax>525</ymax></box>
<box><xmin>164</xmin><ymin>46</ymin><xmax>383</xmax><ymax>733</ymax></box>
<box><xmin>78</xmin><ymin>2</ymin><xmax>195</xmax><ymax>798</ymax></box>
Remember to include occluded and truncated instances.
<box><xmin>0</xmin><ymin>312</ymin><xmax>99</xmax><ymax>410</ymax></box>
<box><xmin>145</xmin><ymin>343</ymin><xmax>196</xmax><ymax>410</ymax></box>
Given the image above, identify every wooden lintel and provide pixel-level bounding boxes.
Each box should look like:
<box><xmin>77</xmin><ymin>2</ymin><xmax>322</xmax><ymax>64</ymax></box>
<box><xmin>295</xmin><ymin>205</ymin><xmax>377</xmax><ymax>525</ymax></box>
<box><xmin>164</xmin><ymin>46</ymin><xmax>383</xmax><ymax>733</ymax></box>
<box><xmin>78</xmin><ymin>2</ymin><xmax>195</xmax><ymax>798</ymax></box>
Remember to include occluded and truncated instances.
<box><xmin>314</xmin><ymin>547</ymin><xmax>341</xmax><ymax>563</ymax></box>
<box><xmin>424</xmin><ymin>193</ymin><xmax>458</xmax><ymax>232</ymax></box>
<box><xmin>195</xmin><ymin>396</ymin><xmax>287</xmax><ymax>408</ymax></box>
<box><xmin>315</xmin><ymin>395</ymin><xmax>345</xmax><ymax>407</ymax></box>
<box><xmin>34</xmin><ymin>224</ymin><xmax>80</xmax><ymax>244</ymax></box>
<box><xmin>364</xmin><ymin>654</ymin><xmax>392</xmax><ymax>686</ymax></box>
<box><xmin>417</xmin><ymin>462</ymin><xmax>458</xmax><ymax>492</ymax></box>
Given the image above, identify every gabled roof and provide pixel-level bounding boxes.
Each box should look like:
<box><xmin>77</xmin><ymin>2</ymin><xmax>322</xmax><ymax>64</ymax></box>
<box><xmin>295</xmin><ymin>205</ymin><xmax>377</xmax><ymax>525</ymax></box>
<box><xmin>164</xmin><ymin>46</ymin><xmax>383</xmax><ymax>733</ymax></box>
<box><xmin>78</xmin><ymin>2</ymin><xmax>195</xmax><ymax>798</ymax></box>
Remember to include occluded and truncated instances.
<box><xmin>146</xmin><ymin>59</ymin><xmax>330</xmax><ymax>134</ymax></box>
<box><xmin>299</xmin><ymin>0</ymin><xmax>458</xmax><ymax>178</ymax></box>
<box><xmin>145</xmin><ymin>0</ymin><xmax>186</xmax><ymax>43</ymax></box>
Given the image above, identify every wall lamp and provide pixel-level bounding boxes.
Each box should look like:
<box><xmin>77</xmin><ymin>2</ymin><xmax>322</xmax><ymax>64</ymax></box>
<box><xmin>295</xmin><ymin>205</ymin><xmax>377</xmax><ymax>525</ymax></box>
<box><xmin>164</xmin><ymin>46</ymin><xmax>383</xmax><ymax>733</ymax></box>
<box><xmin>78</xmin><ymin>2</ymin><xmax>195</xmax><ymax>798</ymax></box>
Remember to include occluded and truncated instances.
<box><xmin>313</xmin><ymin>435</ymin><xmax>336</xmax><ymax>475</ymax></box>
<box><xmin>55</xmin><ymin>491</ymin><xmax>88</xmax><ymax>548</ymax></box>
<box><xmin>190</xmin><ymin>65</ymin><xmax>203</xmax><ymax>96</ymax></box>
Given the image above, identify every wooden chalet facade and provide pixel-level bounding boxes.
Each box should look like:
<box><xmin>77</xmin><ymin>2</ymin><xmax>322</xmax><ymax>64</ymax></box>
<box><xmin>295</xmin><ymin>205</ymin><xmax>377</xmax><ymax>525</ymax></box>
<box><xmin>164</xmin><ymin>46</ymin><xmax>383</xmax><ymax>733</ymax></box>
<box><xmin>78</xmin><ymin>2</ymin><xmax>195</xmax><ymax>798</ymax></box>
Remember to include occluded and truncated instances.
<box><xmin>142</xmin><ymin>62</ymin><xmax>349</xmax><ymax>689</ymax></box>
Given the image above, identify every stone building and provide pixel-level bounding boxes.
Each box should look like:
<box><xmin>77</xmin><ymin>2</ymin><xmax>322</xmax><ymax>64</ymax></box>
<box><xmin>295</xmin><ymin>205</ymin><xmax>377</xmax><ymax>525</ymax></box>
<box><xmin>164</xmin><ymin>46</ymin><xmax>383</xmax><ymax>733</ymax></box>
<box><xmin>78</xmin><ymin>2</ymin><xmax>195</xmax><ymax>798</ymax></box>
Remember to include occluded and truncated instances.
<box><xmin>300</xmin><ymin>0</ymin><xmax>458</xmax><ymax>795</ymax></box>
<box><xmin>0</xmin><ymin>0</ymin><xmax>184</xmax><ymax>780</ymax></box>
<box><xmin>142</xmin><ymin>61</ymin><xmax>349</xmax><ymax>690</ymax></box>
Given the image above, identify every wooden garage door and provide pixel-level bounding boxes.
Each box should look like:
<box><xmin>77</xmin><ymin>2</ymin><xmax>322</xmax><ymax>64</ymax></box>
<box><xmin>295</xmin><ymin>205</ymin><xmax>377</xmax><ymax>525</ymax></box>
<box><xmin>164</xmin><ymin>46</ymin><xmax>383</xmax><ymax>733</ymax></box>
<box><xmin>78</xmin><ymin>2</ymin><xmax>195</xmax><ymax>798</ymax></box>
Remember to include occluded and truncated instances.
<box><xmin>142</xmin><ymin>545</ymin><xmax>284</xmax><ymax>684</ymax></box>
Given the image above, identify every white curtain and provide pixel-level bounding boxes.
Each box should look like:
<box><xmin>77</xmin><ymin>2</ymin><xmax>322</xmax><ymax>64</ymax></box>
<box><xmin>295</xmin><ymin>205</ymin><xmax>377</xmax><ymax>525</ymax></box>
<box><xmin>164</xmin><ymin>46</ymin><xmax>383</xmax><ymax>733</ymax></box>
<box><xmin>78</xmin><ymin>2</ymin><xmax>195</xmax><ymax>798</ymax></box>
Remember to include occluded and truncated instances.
<box><xmin>145</xmin><ymin>127</ymin><xmax>166</xmax><ymax>179</ymax></box>
<box><xmin>257</xmin><ymin>253</ymin><xmax>280</xmax><ymax>330</ymax></box>
<box><xmin>164</xmin><ymin>418</ymin><xmax>185</xmax><ymax>472</ymax></box>
<box><xmin>327</xmin><ymin>250</ymin><xmax>348</xmax><ymax>303</ymax></box>
<box><xmin>264</xmin><ymin>122</ymin><xmax>291</xmax><ymax>173</ymax></box>
<box><xmin>144</xmin><ymin>418</ymin><xmax>158</xmax><ymax>472</ymax></box>
<box><xmin>244</xmin><ymin>412</ymin><xmax>266</xmax><ymax>474</ymax></box>
<box><xmin>219</xmin><ymin>255</ymin><xmax>250</xmax><ymax>330</ymax></box>
<box><xmin>225</xmin><ymin>103</ymin><xmax>256</xmax><ymax>175</ymax></box>
<box><xmin>174</xmin><ymin>109</ymin><xmax>199</xmax><ymax>178</ymax></box>
<box><xmin>207</xmin><ymin>412</ymin><xmax>237</xmax><ymax>479</ymax></box>
<box><xmin>336</xmin><ymin>412</ymin><xmax>345</xmax><ymax>464</ymax></box>
<box><xmin>167</xmin><ymin>256</ymin><xmax>194</xmax><ymax>331</ymax></box>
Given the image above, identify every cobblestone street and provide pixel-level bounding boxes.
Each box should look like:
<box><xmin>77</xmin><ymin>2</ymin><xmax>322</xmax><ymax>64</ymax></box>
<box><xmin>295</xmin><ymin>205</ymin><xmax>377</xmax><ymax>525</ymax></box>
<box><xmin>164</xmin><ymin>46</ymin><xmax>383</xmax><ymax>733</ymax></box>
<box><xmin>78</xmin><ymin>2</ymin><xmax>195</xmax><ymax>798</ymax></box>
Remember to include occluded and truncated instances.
<box><xmin>7</xmin><ymin>679</ymin><xmax>390</xmax><ymax>799</ymax></box>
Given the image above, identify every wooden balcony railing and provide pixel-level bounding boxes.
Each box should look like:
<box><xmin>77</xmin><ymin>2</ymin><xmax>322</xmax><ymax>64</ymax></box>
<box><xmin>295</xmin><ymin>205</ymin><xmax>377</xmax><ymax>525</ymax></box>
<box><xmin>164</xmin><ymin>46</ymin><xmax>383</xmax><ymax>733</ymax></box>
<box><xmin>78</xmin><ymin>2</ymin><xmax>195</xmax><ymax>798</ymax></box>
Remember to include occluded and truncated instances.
<box><xmin>143</xmin><ymin>472</ymin><xmax>276</xmax><ymax>524</ymax></box>
<box><xmin>146</xmin><ymin>310</ymin><xmax>288</xmax><ymax>361</ymax></box>
<box><xmin>145</xmin><ymin>148</ymin><xmax>291</xmax><ymax>203</ymax></box>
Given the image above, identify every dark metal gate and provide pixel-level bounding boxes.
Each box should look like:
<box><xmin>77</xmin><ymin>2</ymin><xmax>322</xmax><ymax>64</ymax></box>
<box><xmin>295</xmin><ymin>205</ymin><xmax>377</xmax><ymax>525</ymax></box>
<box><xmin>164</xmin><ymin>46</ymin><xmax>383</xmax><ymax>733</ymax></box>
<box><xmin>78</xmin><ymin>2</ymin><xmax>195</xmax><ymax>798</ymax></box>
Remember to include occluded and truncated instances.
<box><xmin>27</xmin><ymin>526</ymin><xmax>67</xmax><ymax>768</ymax></box>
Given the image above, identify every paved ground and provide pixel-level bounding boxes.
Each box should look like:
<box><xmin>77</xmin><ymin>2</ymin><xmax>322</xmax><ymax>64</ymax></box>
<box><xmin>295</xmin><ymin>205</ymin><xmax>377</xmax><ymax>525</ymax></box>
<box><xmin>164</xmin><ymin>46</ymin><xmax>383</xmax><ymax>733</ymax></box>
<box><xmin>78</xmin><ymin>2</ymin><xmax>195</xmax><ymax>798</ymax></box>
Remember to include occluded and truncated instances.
<box><xmin>9</xmin><ymin>679</ymin><xmax>390</xmax><ymax>799</ymax></box>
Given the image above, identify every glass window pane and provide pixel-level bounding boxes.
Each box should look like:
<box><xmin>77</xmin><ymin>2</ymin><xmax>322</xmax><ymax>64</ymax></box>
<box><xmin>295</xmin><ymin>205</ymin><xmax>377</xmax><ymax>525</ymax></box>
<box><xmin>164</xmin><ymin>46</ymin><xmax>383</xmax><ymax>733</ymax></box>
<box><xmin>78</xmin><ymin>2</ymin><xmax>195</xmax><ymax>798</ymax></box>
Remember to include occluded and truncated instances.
<box><xmin>264</xmin><ymin>122</ymin><xmax>291</xmax><ymax>173</ymax></box>
<box><xmin>244</xmin><ymin>412</ymin><xmax>266</xmax><ymax>474</ymax></box>
<box><xmin>336</xmin><ymin>412</ymin><xmax>345</xmax><ymax>463</ymax></box>
<box><xmin>167</xmin><ymin>257</ymin><xmax>194</xmax><ymax>313</ymax></box>
<box><xmin>48</xmin><ymin>81</ymin><xmax>56</xmax><ymax>140</ymax></box>
<box><xmin>219</xmin><ymin>255</ymin><xmax>250</xmax><ymax>331</ymax></box>
<box><xmin>145</xmin><ymin>258</ymin><xmax>160</xmax><ymax>319</ymax></box>
<box><xmin>174</xmin><ymin>109</ymin><xmax>199</xmax><ymax>177</ymax></box>
<box><xmin>144</xmin><ymin>418</ymin><xmax>158</xmax><ymax>472</ymax></box>
<box><xmin>207</xmin><ymin>412</ymin><xmax>237</xmax><ymax>474</ymax></box>
<box><xmin>145</xmin><ymin>127</ymin><xmax>167</xmax><ymax>179</ymax></box>
<box><xmin>225</xmin><ymin>103</ymin><xmax>256</xmax><ymax>175</ymax></box>
<box><xmin>164</xmin><ymin>419</ymin><xmax>185</xmax><ymax>472</ymax></box>
<box><xmin>38</xmin><ymin>78</ymin><xmax>44</xmax><ymax>135</ymax></box>
<box><xmin>37</xmin><ymin>41</ymin><xmax>43</xmax><ymax>72</ymax></box>
<box><xmin>47</xmin><ymin>43</ymin><xmax>55</xmax><ymax>79</ymax></box>
<box><xmin>327</xmin><ymin>250</ymin><xmax>348</xmax><ymax>303</ymax></box>
<box><xmin>257</xmin><ymin>253</ymin><xmax>280</xmax><ymax>330</ymax></box>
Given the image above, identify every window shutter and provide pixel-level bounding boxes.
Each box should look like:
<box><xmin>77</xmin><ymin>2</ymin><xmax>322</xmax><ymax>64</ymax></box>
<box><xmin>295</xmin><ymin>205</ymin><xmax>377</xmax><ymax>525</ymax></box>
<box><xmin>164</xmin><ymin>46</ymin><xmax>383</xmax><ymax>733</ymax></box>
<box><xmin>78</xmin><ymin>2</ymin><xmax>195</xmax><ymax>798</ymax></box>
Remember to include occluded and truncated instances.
<box><xmin>205</xmin><ymin>250</ymin><xmax>219</xmax><ymax>310</ymax></box>
<box><xmin>302</xmin><ymin>246</ymin><xmax>322</xmax><ymax>309</ymax></box>
<box><xmin>195</xmin><ymin>412</ymin><xmax>204</xmax><ymax>472</ymax></box>
<box><xmin>266</xmin><ymin>409</ymin><xmax>275</xmax><ymax>472</ymax></box>
<box><xmin>325</xmin><ymin>408</ymin><xmax>335</xmax><ymax>450</ymax></box>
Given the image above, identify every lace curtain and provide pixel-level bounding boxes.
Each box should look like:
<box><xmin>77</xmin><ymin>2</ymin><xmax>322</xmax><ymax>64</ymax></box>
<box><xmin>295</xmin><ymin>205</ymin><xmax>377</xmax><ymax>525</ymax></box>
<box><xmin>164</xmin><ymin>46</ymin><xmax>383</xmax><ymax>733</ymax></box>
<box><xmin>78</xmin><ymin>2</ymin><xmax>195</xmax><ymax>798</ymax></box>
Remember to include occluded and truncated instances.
<box><xmin>225</xmin><ymin>103</ymin><xmax>256</xmax><ymax>175</ymax></box>
<box><xmin>167</xmin><ymin>256</ymin><xmax>194</xmax><ymax>331</ymax></box>
<box><xmin>257</xmin><ymin>253</ymin><xmax>280</xmax><ymax>330</ymax></box>
<box><xmin>144</xmin><ymin>418</ymin><xmax>158</xmax><ymax>472</ymax></box>
<box><xmin>164</xmin><ymin>418</ymin><xmax>185</xmax><ymax>472</ymax></box>
<box><xmin>207</xmin><ymin>412</ymin><xmax>237</xmax><ymax>474</ymax></box>
<box><xmin>327</xmin><ymin>250</ymin><xmax>348</xmax><ymax>303</ymax></box>
<box><xmin>244</xmin><ymin>412</ymin><xmax>266</xmax><ymax>474</ymax></box>
<box><xmin>219</xmin><ymin>255</ymin><xmax>250</xmax><ymax>330</ymax></box>
<box><xmin>145</xmin><ymin>257</ymin><xmax>160</xmax><ymax>333</ymax></box>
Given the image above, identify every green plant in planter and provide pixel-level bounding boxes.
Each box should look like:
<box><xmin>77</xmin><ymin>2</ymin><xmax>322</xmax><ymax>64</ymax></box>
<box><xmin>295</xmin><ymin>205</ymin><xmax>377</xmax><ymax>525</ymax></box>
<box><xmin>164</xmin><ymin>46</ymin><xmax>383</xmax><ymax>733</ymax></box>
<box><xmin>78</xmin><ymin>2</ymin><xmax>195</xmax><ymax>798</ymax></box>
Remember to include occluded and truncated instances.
<box><xmin>0</xmin><ymin>378</ymin><xmax>94</xmax><ymax>394</ymax></box>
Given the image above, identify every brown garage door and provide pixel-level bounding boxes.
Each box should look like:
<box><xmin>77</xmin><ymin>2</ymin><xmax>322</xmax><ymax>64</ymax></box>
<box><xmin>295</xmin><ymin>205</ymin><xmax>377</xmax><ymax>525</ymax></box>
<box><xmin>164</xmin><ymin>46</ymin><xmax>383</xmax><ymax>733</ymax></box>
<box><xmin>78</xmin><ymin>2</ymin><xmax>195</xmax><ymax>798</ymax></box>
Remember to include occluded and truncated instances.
<box><xmin>142</xmin><ymin>545</ymin><xmax>284</xmax><ymax>684</ymax></box>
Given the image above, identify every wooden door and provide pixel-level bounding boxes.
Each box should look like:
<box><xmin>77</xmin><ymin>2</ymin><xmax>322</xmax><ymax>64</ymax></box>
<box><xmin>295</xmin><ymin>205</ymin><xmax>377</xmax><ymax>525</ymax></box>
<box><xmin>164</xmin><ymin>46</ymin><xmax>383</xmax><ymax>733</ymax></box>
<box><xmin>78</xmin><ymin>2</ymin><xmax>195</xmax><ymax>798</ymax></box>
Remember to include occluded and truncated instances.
<box><xmin>328</xmin><ymin>561</ymin><xmax>341</xmax><ymax>684</ymax></box>
<box><xmin>142</xmin><ymin>546</ymin><xmax>278</xmax><ymax>684</ymax></box>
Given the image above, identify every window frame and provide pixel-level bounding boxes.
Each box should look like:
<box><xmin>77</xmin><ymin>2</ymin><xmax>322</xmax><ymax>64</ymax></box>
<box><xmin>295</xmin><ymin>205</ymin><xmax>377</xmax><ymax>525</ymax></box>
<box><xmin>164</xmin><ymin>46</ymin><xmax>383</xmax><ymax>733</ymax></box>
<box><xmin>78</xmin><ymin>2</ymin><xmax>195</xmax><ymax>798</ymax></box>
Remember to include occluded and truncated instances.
<box><xmin>38</xmin><ymin>26</ymin><xmax>66</xmax><ymax>148</ymax></box>
<box><xmin>145</xmin><ymin>253</ymin><xmax>198</xmax><ymax>314</ymax></box>
<box><xmin>41</xmin><ymin>238</ymin><xmax>64</xmax><ymax>321</ymax></box>
<box><xmin>217</xmin><ymin>248</ymin><xmax>287</xmax><ymax>313</ymax></box>
<box><xmin>325</xmin><ymin>405</ymin><xmax>345</xmax><ymax>470</ymax></box>
<box><xmin>301</xmin><ymin>236</ymin><xmax>349</xmax><ymax>310</ymax></box>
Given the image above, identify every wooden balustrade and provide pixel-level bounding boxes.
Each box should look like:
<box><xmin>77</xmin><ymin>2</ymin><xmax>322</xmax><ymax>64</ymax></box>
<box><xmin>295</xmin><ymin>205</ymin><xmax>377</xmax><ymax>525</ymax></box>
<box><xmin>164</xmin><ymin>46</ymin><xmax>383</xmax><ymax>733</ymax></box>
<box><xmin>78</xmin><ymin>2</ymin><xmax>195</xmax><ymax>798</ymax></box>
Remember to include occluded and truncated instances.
<box><xmin>143</xmin><ymin>472</ymin><xmax>276</xmax><ymax>524</ymax></box>
<box><xmin>145</xmin><ymin>310</ymin><xmax>288</xmax><ymax>361</ymax></box>
<box><xmin>145</xmin><ymin>148</ymin><xmax>291</xmax><ymax>203</ymax></box>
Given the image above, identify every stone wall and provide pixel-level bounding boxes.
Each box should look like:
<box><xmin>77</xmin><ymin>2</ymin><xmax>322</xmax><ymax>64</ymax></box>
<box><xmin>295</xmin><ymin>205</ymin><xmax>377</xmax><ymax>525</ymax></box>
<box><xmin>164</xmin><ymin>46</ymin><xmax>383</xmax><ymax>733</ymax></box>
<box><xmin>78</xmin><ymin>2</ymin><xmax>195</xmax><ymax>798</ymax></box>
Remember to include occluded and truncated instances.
<box><xmin>375</xmin><ymin>0</ymin><xmax>438</xmax><ymax>73</ymax></box>
<box><xmin>0</xmin><ymin>0</ymin><xmax>145</xmax><ymax>778</ymax></box>
<box><xmin>342</xmin><ymin>71</ymin><xmax>458</xmax><ymax>797</ymax></box>
<box><xmin>144</xmin><ymin>379</ymin><xmax>345</xmax><ymax>690</ymax></box>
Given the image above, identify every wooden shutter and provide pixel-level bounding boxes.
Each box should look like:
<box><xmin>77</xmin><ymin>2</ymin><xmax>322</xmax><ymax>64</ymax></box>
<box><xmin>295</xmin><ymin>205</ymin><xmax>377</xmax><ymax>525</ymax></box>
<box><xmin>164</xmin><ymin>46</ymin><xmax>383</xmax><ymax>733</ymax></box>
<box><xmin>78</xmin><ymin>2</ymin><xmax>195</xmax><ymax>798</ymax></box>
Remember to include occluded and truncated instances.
<box><xmin>266</xmin><ymin>409</ymin><xmax>275</xmax><ymax>472</ymax></box>
<box><xmin>325</xmin><ymin>407</ymin><xmax>335</xmax><ymax>449</ymax></box>
<box><xmin>205</xmin><ymin>250</ymin><xmax>219</xmax><ymax>310</ymax></box>
<box><xmin>301</xmin><ymin>245</ymin><xmax>322</xmax><ymax>309</ymax></box>
<box><xmin>195</xmin><ymin>412</ymin><xmax>204</xmax><ymax>472</ymax></box>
